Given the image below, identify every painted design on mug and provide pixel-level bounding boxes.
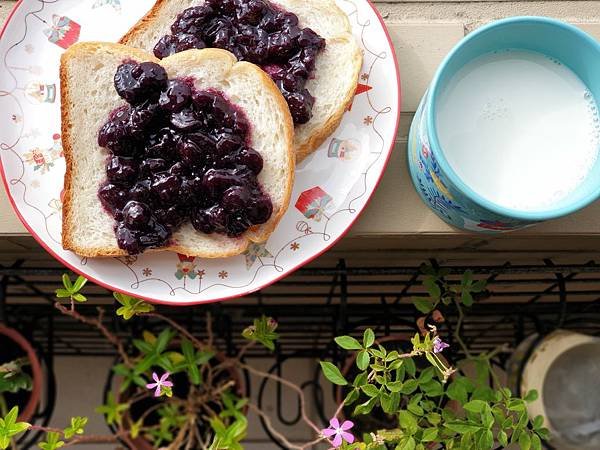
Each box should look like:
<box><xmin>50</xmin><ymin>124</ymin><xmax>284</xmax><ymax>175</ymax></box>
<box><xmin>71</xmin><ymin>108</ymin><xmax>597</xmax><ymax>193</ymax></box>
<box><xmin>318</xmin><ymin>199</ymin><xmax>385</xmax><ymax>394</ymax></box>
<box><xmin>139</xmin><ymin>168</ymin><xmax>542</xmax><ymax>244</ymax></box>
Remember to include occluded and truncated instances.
<box><xmin>328</xmin><ymin>138</ymin><xmax>360</xmax><ymax>160</ymax></box>
<box><xmin>295</xmin><ymin>187</ymin><xmax>332</xmax><ymax>222</ymax></box>
<box><xmin>462</xmin><ymin>218</ymin><xmax>521</xmax><ymax>232</ymax></box>
<box><xmin>410</xmin><ymin>97</ymin><xmax>528</xmax><ymax>233</ymax></box>
<box><xmin>44</xmin><ymin>15</ymin><xmax>81</xmax><ymax>49</ymax></box>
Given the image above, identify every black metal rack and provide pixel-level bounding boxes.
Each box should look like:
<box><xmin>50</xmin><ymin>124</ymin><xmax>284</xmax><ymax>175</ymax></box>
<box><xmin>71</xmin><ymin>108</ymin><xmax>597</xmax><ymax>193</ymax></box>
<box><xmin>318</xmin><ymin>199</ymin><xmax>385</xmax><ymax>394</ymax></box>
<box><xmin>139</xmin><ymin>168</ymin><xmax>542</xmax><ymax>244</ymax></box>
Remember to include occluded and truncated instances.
<box><xmin>1</xmin><ymin>258</ymin><xmax>600</xmax><ymax>449</ymax></box>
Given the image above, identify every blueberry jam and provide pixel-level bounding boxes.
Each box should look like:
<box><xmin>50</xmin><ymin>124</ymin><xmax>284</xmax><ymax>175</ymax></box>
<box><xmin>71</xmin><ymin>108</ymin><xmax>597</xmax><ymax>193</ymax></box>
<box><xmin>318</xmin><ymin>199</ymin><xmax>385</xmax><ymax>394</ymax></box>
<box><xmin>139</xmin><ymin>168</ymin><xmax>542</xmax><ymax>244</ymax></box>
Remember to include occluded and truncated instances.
<box><xmin>98</xmin><ymin>60</ymin><xmax>273</xmax><ymax>255</ymax></box>
<box><xmin>154</xmin><ymin>0</ymin><xmax>326</xmax><ymax>125</ymax></box>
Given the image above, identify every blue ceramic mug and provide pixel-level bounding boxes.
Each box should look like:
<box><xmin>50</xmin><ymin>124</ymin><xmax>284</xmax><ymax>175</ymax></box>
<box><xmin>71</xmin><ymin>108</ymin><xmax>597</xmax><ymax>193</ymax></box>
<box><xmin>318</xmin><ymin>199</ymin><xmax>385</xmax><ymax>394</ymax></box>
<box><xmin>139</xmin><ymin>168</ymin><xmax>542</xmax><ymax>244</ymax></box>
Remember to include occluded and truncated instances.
<box><xmin>408</xmin><ymin>17</ymin><xmax>600</xmax><ymax>233</ymax></box>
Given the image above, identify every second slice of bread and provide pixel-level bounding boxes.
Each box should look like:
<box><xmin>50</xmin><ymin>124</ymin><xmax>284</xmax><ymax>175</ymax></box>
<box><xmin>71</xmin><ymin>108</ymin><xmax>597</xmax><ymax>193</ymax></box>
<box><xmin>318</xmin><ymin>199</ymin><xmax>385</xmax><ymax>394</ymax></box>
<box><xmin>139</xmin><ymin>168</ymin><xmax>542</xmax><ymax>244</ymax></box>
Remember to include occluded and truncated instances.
<box><xmin>61</xmin><ymin>43</ymin><xmax>294</xmax><ymax>258</ymax></box>
<box><xmin>120</xmin><ymin>0</ymin><xmax>363</xmax><ymax>162</ymax></box>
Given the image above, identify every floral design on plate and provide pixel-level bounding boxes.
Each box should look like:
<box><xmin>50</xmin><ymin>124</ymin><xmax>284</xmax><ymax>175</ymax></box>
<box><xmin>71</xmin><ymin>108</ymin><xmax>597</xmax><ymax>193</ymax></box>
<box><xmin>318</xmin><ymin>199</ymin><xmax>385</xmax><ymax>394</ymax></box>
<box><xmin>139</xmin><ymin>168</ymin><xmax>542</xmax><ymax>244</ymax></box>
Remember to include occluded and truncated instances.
<box><xmin>0</xmin><ymin>0</ymin><xmax>400</xmax><ymax>304</ymax></box>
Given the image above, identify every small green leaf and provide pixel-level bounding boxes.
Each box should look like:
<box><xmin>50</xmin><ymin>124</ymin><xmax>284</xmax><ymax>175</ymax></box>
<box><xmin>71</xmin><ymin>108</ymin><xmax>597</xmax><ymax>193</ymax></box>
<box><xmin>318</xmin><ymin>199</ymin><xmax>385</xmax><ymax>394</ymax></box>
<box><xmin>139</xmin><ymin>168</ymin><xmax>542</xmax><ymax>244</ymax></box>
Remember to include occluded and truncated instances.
<box><xmin>356</xmin><ymin>350</ymin><xmax>370</xmax><ymax>371</ymax></box>
<box><xmin>400</xmin><ymin>379</ymin><xmax>418</xmax><ymax>395</ymax></box>
<box><xmin>461</xmin><ymin>290</ymin><xmax>474</xmax><ymax>307</ymax></box>
<box><xmin>387</xmin><ymin>380</ymin><xmax>403</xmax><ymax>392</ymax></box>
<box><xmin>421</xmin><ymin>380</ymin><xmax>443</xmax><ymax>397</ymax></box>
<box><xmin>424</xmin><ymin>278</ymin><xmax>441</xmax><ymax>300</ymax></box>
<box><xmin>64</xmin><ymin>416</ymin><xmax>87</xmax><ymax>439</ymax></box>
<box><xmin>418</xmin><ymin>367</ymin><xmax>435</xmax><ymax>384</ymax></box>
<box><xmin>524</xmin><ymin>389</ymin><xmax>539</xmax><ymax>403</ymax></box>
<box><xmin>498</xmin><ymin>430</ymin><xmax>508</xmax><ymax>447</ymax></box>
<box><xmin>72</xmin><ymin>293</ymin><xmax>87</xmax><ymax>303</ymax></box>
<box><xmin>407</xmin><ymin>403</ymin><xmax>423</xmax><ymax>416</ymax></box>
<box><xmin>54</xmin><ymin>289</ymin><xmax>71</xmax><ymax>298</ymax></box>
<box><xmin>444</xmin><ymin>422</ymin><xmax>480</xmax><ymax>434</ymax></box>
<box><xmin>427</xmin><ymin>412</ymin><xmax>441</xmax><ymax>426</ymax></box>
<box><xmin>519</xmin><ymin>431</ymin><xmax>532</xmax><ymax>450</ymax></box>
<box><xmin>398</xmin><ymin>411</ymin><xmax>418</xmax><ymax>435</ymax></box>
<box><xmin>363</xmin><ymin>329</ymin><xmax>375</xmax><ymax>348</ymax></box>
<box><xmin>38</xmin><ymin>432</ymin><xmax>64</xmax><ymax>450</ymax></box>
<box><xmin>360</xmin><ymin>384</ymin><xmax>380</xmax><ymax>398</ymax></box>
<box><xmin>463</xmin><ymin>400</ymin><xmax>486</xmax><ymax>413</ymax></box>
<box><xmin>421</xmin><ymin>428</ymin><xmax>438</xmax><ymax>442</ymax></box>
<box><xmin>344</xmin><ymin>388</ymin><xmax>359</xmax><ymax>406</ymax></box>
<box><xmin>478</xmin><ymin>430</ymin><xmax>494</xmax><ymax>450</ymax></box>
<box><xmin>471</xmin><ymin>280</ymin><xmax>487</xmax><ymax>293</ymax></box>
<box><xmin>413</xmin><ymin>297</ymin><xmax>435</xmax><ymax>314</ymax></box>
<box><xmin>398</xmin><ymin>436</ymin><xmax>416</xmax><ymax>450</ymax></box>
<box><xmin>72</xmin><ymin>276</ymin><xmax>88</xmax><ymax>292</ymax></box>
<box><xmin>446</xmin><ymin>381</ymin><xmax>468</xmax><ymax>404</ymax></box>
<box><xmin>353</xmin><ymin>397</ymin><xmax>377</xmax><ymax>416</ymax></box>
<box><xmin>533</xmin><ymin>415</ymin><xmax>544</xmax><ymax>430</ymax></box>
<box><xmin>62</xmin><ymin>274</ymin><xmax>73</xmax><ymax>291</ymax></box>
<box><xmin>531</xmin><ymin>433</ymin><xmax>542</xmax><ymax>450</ymax></box>
<box><xmin>335</xmin><ymin>336</ymin><xmax>362</xmax><ymax>350</ymax></box>
<box><xmin>319</xmin><ymin>362</ymin><xmax>347</xmax><ymax>386</ymax></box>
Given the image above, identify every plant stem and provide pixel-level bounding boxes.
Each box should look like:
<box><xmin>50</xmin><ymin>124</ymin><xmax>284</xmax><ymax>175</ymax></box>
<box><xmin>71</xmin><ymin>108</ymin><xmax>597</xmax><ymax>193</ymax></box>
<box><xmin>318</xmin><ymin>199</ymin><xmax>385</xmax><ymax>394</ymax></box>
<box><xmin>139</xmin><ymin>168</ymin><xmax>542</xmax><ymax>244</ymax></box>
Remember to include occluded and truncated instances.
<box><xmin>247</xmin><ymin>402</ymin><xmax>311</xmax><ymax>450</ymax></box>
<box><xmin>451</xmin><ymin>297</ymin><xmax>473</xmax><ymax>359</ymax></box>
<box><xmin>238</xmin><ymin>363</ymin><xmax>321</xmax><ymax>435</ymax></box>
<box><xmin>0</xmin><ymin>394</ymin><xmax>7</xmax><ymax>417</ymax></box>
<box><xmin>61</xmin><ymin>434</ymin><xmax>119</xmax><ymax>447</ymax></box>
<box><xmin>54</xmin><ymin>303</ymin><xmax>131</xmax><ymax>366</ymax></box>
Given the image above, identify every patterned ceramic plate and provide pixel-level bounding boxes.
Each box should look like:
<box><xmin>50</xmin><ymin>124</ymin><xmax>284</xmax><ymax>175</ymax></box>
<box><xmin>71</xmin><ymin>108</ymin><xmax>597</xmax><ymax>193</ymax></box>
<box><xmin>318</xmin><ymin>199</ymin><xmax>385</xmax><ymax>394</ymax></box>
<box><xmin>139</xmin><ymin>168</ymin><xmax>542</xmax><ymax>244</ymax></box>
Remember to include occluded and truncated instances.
<box><xmin>0</xmin><ymin>0</ymin><xmax>400</xmax><ymax>305</ymax></box>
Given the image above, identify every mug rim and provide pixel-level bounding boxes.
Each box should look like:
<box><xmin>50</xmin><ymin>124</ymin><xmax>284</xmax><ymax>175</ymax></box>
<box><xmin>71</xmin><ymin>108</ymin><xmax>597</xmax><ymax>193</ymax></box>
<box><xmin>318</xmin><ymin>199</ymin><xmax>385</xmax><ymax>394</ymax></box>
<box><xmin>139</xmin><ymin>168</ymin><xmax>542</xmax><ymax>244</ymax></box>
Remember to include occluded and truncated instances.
<box><xmin>427</xmin><ymin>16</ymin><xmax>600</xmax><ymax>222</ymax></box>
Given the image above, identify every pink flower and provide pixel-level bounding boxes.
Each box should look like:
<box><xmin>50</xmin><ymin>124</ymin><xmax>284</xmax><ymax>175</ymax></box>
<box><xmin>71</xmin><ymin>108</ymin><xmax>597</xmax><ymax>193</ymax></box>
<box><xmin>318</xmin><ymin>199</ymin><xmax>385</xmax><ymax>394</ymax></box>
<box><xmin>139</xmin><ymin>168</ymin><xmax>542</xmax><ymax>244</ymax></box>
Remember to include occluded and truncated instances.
<box><xmin>433</xmin><ymin>336</ymin><xmax>450</xmax><ymax>354</ymax></box>
<box><xmin>146</xmin><ymin>372</ymin><xmax>173</xmax><ymax>397</ymax></box>
<box><xmin>321</xmin><ymin>417</ymin><xmax>354</xmax><ymax>448</ymax></box>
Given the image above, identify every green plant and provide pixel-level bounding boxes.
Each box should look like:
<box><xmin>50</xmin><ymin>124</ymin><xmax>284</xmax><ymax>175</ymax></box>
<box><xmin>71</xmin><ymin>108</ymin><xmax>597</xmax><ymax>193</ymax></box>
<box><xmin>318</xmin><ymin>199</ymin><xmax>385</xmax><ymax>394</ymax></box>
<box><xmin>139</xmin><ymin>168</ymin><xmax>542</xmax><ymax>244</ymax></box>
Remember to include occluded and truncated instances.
<box><xmin>319</xmin><ymin>267</ymin><xmax>549</xmax><ymax>449</ymax></box>
<box><xmin>0</xmin><ymin>269</ymin><xmax>551</xmax><ymax>450</ymax></box>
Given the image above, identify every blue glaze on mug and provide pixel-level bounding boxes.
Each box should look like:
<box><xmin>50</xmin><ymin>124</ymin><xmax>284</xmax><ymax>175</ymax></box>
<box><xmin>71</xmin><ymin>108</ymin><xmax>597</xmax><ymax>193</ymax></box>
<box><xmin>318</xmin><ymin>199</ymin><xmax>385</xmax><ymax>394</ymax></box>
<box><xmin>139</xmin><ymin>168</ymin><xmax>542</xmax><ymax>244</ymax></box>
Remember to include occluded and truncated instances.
<box><xmin>408</xmin><ymin>17</ymin><xmax>600</xmax><ymax>233</ymax></box>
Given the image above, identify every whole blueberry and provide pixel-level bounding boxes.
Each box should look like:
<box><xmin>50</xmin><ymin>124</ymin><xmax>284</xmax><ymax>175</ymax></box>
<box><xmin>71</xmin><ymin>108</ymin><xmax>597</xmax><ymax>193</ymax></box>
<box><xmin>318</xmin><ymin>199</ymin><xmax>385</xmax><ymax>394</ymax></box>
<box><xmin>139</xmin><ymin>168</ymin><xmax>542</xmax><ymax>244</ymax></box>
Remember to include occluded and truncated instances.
<box><xmin>146</xmin><ymin>128</ymin><xmax>180</xmax><ymax>159</ymax></box>
<box><xmin>106</xmin><ymin>156</ymin><xmax>138</xmax><ymax>183</ymax></box>
<box><xmin>176</xmin><ymin>139</ymin><xmax>205</xmax><ymax>166</ymax></box>
<box><xmin>98</xmin><ymin>182</ymin><xmax>127</xmax><ymax>212</ymax></box>
<box><xmin>154</xmin><ymin>35</ymin><xmax>178</xmax><ymax>59</ymax></box>
<box><xmin>222</xmin><ymin>185</ymin><xmax>251</xmax><ymax>212</ymax></box>
<box><xmin>123</xmin><ymin>201</ymin><xmax>152</xmax><ymax>230</ymax></box>
<box><xmin>170</xmin><ymin>107</ymin><xmax>201</xmax><ymax>131</ymax></box>
<box><xmin>247</xmin><ymin>193</ymin><xmax>273</xmax><ymax>224</ymax></box>
<box><xmin>159</xmin><ymin>79</ymin><xmax>193</xmax><ymax>112</ymax></box>
<box><xmin>152</xmin><ymin>173</ymin><xmax>182</xmax><ymax>203</ymax></box>
<box><xmin>236</xmin><ymin>147</ymin><xmax>263</xmax><ymax>174</ymax></box>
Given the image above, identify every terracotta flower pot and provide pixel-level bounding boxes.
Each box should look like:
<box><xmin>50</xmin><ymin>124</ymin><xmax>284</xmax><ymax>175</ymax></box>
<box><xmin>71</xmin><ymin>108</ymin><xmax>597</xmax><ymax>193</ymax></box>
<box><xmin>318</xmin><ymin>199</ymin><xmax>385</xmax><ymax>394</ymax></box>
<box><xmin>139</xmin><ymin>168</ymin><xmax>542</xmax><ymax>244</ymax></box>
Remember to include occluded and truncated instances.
<box><xmin>0</xmin><ymin>326</ymin><xmax>43</xmax><ymax>423</ymax></box>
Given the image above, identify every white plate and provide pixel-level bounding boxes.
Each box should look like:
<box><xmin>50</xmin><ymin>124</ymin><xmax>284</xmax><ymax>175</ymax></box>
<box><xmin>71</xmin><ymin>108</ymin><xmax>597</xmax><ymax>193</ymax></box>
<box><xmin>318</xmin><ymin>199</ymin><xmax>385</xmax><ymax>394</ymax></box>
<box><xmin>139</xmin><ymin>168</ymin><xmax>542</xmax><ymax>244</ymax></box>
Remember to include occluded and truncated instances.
<box><xmin>0</xmin><ymin>0</ymin><xmax>400</xmax><ymax>305</ymax></box>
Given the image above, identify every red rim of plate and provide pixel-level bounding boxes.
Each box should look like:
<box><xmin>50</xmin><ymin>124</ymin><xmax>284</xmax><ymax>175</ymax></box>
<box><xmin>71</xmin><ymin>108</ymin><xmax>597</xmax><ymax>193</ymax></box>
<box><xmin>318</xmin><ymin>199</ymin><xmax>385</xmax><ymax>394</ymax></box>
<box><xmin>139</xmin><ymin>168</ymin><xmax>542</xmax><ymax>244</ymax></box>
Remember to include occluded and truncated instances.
<box><xmin>0</xmin><ymin>0</ymin><xmax>402</xmax><ymax>306</ymax></box>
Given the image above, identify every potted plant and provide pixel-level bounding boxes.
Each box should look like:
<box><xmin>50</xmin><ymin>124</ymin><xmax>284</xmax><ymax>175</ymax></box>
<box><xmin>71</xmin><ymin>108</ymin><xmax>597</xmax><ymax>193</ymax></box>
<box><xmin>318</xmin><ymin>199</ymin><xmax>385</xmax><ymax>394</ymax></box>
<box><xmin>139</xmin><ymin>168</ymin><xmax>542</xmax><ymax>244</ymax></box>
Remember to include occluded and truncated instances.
<box><xmin>101</xmin><ymin>321</ymin><xmax>247</xmax><ymax>449</ymax></box>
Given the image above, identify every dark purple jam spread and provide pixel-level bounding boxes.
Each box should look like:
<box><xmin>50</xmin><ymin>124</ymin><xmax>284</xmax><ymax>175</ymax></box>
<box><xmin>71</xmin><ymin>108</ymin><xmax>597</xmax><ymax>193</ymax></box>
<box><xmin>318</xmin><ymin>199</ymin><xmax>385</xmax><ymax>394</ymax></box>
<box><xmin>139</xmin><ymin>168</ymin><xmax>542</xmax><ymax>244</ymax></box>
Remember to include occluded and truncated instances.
<box><xmin>97</xmin><ymin>60</ymin><xmax>273</xmax><ymax>255</ymax></box>
<box><xmin>154</xmin><ymin>0</ymin><xmax>326</xmax><ymax>125</ymax></box>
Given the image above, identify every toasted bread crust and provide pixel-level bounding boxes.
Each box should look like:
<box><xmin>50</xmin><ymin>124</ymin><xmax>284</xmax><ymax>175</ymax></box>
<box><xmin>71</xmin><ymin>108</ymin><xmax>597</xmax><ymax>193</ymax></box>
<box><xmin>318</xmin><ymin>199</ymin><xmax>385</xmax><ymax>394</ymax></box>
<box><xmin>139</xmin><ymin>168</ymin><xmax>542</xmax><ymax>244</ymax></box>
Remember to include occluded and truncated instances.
<box><xmin>61</xmin><ymin>43</ymin><xmax>293</xmax><ymax>258</ymax></box>
<box><xmin>119</xmin><ymin>0</ymin><xmax>362</xmax><ymax>162</ymax></box>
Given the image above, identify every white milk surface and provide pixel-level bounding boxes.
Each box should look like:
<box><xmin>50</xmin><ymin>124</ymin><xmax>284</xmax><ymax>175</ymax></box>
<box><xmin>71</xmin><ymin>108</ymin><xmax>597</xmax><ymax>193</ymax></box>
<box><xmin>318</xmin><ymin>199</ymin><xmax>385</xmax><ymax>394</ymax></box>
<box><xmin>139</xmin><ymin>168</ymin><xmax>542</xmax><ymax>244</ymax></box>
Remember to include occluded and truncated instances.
<box><xmin>435</xmin><ymin>50</ymin><xmax>600</xmax><ymax>211</ymax></box>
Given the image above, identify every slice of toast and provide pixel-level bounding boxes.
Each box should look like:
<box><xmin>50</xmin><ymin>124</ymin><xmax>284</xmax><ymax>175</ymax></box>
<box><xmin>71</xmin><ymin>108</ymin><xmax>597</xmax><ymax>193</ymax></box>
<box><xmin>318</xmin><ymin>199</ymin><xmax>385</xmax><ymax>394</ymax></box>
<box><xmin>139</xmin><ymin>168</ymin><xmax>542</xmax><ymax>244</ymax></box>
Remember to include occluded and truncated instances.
<box><xmin>61</xmin><ymin>42</ymin><xmax>294</xmax><ymax>258</ymax></box>
<box><xmin>120</xmin><ymin>0</ymin><xmax>363</xmax><ymax>162</ymax></box>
